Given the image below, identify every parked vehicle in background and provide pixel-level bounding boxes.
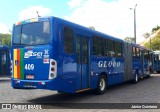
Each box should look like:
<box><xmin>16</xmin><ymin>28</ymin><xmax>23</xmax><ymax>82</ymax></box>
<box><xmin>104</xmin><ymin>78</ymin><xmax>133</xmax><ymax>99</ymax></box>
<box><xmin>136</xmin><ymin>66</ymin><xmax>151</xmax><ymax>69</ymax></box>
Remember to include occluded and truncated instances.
<box><xmin>0</xmin><ymin>45</ymin><xmax>10</xmax><ymax>77</ymax></box>
<box><xmin>153</xmin><ymin>51</ymin><xmax>160</xmax><ymax>73</ymax></box>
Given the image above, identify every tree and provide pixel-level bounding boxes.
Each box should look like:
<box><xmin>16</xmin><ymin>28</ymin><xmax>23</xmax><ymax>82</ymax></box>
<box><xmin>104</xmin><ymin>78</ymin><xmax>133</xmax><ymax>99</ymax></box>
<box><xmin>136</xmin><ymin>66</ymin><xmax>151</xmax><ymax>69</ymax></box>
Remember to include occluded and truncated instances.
<box><xmin>142</xmin><ymin>25</ymin><xmax>160</xmax><ymax>50</ymax></box>
<box><xmin>0</xmin><ymin>33</ymin><xmax>11</xmax><ymax>46</ymax></box>
<box><xmin>143</xmin><ymin>32</ymin><xmax>151</xmax><ymax>49</ymax></box>
<box><xmin>152</xmin><ymin>25</ymin><xmax>160</xmax><ymax>34</ymax></box>
<box><xmin>124</xmin><ymin>37</ymin><xmax>135</xmax><ymax>43</ymax></box>
<box><xmin>2</xmin><ymin>36</ymin><xmax>11</xmax><ymax>46</ymax></box>
<box><xmin>144</xmin><ymin>31</ymin><xmax>160</xmax><ymax>50</ymax></box>
<box><xmin>88</xmin><ymin>26</ymin><xmax>95</xmax><ymax>30</ymax></box>
<box><xmin>143</xmin><ymin>32</ymin><xmax>150</xmax><ymax>39</ymax></box>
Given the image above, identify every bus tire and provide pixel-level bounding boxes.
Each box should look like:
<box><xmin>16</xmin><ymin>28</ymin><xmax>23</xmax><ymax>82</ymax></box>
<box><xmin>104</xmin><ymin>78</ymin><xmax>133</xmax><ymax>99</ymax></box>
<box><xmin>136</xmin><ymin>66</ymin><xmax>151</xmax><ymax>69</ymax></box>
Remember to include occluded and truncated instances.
<box><xmin>147</xmin><ymin>74</ymin><xmax>151</xmax><ymax>78</ymax></box>
<box><xmin>57</xmin><ymin>91</ymin><xmax>65</xmax><ymax>94</ymax></box>
<box><xmin>96</xmin><ymin>75</ymin><xmax>107</xmax><ymax>95</ymax></box>
<box><xmin>13</xmin><ymin>87</ymin><xmax>19</xmax><ymax>89</ymax></box>
<box><xmin>133</xmin><ymin>72</ymin><xmax>138</xmax><ymax>83</ymax></box>
<box><xmin>157</xmin><ymin>71</ymin><xmax>160</xmax><ymax>73</ymax></box>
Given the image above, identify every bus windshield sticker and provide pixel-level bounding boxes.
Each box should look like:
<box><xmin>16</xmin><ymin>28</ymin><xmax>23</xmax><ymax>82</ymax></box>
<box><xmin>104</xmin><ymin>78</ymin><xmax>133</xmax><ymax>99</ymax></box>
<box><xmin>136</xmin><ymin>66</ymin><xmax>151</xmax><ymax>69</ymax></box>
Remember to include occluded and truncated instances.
<box><xmin>24</xmin><ymin>50</ymin><xmax>43</xmax><ymax>58</ymax></box>
<box><xmin>43</xmin><ymin>49</ymin><xmax>49</xmax><ymax>58</ymax></box>
<box><xmin>43</xmin><ymin>59</ymin><xmax>49</xmax><ymax>64</ymax></box>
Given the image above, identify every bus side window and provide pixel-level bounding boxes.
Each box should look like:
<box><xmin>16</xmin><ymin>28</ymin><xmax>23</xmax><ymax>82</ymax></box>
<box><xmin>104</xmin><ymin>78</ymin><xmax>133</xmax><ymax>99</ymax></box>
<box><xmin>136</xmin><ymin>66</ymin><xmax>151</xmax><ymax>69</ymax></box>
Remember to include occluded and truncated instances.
<box><xmin>132</xmin><ymin>47</ymin><xmax>136</xmax><ymax>58</ymax></box>
<box><xmin>104</xmin><ymin>39</ymin><xmax>109</xmax><ymax>56</ymax></box>
<box><xmin>144</xmin><ymin>50</ymin><xmax>149</xmax><ymax>59</ymax></box>
<box><xmin>108</xmin><ymin>40</ymin><xmax>115</xmax><ymax>57</ymax></box>
<box><xmin>115</xmin><ymin>42</ymin><xmax>122</xmax><ymax>57</ymax></box>
<box><xmin>155</xmin><ymin>55</ymin><xmax>158</xmax><ymax>61</ymax></box>
<box><xmin>76</xmin><ymin>36</ymin><xmax>81</xmax><ymax>63</ymax></box>
<box><xmin>64</xmin><ymin>27</ymin><xmax>74</xmax><ymax>54</ymax></box>
<box><xmin>136</xmin><ymin>48</ymin><xmax>140</xmax><ymax>58</ymax></box>
<box><xmin>92</xmin><ymin>36</ymin><xmax>103</xmax><ymax>56</ymax></box>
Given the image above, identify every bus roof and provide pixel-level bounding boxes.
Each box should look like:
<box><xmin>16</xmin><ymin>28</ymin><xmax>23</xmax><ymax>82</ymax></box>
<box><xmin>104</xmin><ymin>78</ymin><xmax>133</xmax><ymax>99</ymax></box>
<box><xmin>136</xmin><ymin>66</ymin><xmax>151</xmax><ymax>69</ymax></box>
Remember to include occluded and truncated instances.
<box><xmin>52</xmin><ymin>16</ymin><xmax>124</xmax><ymax>43</ymax></box>
<box><xmin>131</xmin><ymin>42</ymin><xmax>152</xmax><ymax>51</ymax></box>
<box><xmin>13</xmin><ymin>16</ymin><xmax>151</xmax><ymax>51</ymax></box>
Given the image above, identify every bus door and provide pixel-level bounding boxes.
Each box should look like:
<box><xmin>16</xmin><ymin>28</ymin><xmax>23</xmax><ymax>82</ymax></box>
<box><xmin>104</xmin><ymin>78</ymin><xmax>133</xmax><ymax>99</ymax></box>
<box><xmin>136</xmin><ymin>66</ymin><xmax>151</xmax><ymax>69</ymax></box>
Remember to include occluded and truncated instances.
<box><xmin>76</xmin><ymin>35</ymin><xmax>89</xmax><ymax>89</ymax></box>
<box><xmin>0</xmin><ymin>50</ymin><xmax>7</xmax><ymax>76</ymax></box>
<box><xmin>140</xmin><ymin>50</ymin><xmax>144</xmax><ymax>75</ymax></box>
<box><xmin>150</xmin><ymin>52</ymin><xmax>154</xmax><ymax>73</ymax></box>
<box><xmin>143</xmin><ymin>50</ymin><xmax>150</xmax><ymax>75</ymax></box>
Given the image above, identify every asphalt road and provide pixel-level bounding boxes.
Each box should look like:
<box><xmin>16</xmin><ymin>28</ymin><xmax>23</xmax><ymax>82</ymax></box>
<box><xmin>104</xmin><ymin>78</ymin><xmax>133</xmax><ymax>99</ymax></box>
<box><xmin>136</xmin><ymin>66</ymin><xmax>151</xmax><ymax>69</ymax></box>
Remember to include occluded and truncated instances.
<box><xmin>1</xmin><ymin>74</ymin><xmax>160</xmax><ymax>111</ymax></box>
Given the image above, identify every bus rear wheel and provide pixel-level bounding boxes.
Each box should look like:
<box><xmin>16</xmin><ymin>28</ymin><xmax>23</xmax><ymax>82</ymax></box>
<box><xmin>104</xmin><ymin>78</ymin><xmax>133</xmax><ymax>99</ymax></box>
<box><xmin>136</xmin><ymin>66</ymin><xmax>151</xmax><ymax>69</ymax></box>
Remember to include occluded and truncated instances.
<box><xmin>96</xmin><ymin>75</ymin><xmax>107</xmax><ymax>95</ymax></box>
<box><xmin>57</xmin><ymin>91</ymin><xmax>65</xmax><ymax>94</ymax></box>
<box><xmin>147</xmin><ymin>74</ymin><xmax>151</xmax><ymax>78</ymax></box>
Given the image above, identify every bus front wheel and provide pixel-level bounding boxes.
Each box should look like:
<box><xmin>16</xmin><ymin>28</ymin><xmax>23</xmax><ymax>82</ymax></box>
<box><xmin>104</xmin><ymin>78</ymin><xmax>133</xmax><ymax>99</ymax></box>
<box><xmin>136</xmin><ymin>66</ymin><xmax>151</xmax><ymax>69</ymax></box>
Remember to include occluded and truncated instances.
<box><xmin>96</xmin><ymin>75</ymin><xmax>107</xmax><ymax>95</ymax></box>
<box><xmin>133</xmin><ymin>72</ymin><xmax>138</xmax><ymax>83</ymax></box>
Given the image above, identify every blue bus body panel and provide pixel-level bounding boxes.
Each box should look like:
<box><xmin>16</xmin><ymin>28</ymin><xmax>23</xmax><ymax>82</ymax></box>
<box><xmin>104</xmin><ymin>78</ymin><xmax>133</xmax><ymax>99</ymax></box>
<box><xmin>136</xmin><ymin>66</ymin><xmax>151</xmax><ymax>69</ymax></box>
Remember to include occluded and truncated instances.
<box><xmin>90</xmin><ymin>57</ymin><xmax>124</xmax><ymax>88</ymax></box>
<box><xmin>153</xmin><ymin>51</ymin><xmax>160</xmax><ymax>72</ymax></box>
<box><xmin>13</xmin><ymin>46</ymin><xmax>52</xmax><ymax>80</ymax></box>
<box><xmin>54</xmin><ymin>17</ymin><xmax>125</xmax><ymax>90</ymax></box>
<box><xmin>154</xmin><ymin>60</ymin><xmax>160</xmax><ymax>72</ymax></box>
<box><xmin>11</xmin><ymin>77</ymin><xmax>61</xmax><ymax>90</ymax></box>
<box><xmin>132</xmin><ymin>58</ymin><xmax>142</xmax><ymax>77</ymax></box>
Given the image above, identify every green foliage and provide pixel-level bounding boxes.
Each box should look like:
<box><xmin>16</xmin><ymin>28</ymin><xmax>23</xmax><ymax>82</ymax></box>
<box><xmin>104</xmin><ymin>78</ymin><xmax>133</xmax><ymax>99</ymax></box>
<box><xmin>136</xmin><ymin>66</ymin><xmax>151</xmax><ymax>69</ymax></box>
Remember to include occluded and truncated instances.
<box><xmin>0</xmin><ymin>33</ymin><xmax>11</xmax><ymax>47</ymax></box>
<box><xmin>124</xmin><ymin>37</ymin><xmax>135</xmax><ymax>43</ymax></box>
<box><xmin>143</xmin><ymin>33</ymin><xmax>150</xmax><ymax>39</ymax></box>
<box><xmin>88</xmin><ymin>26</ymin><xmax>95</xmax><ymax>30</ymax></box>
<box><xmin>144</xmin><ymin>32</ymin><xmax>160</xmax><ymax>50</ymax></box>
<box><xmin>152</xmin><ymin>25</ymin><xmax>160</xmax><ymax>33</ymax></box>
<box><xmin>143</xmin><ymin>25</ymin><xmax>160</xmax><ymax>50</ymax></box>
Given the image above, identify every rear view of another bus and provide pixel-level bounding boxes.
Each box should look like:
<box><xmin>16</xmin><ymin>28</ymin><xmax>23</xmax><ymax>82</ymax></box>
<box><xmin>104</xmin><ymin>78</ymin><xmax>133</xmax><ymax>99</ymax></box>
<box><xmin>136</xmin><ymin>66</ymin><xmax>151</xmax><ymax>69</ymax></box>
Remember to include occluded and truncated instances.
<box><xmin>0</xmin><ymin>45</ymin><xmax>10</xmax><ymax>77</ymax></box>
<box><xmin>153</xmin><ymin>51</ymin><xmax>160</xmax><ymax>73</ymax></box>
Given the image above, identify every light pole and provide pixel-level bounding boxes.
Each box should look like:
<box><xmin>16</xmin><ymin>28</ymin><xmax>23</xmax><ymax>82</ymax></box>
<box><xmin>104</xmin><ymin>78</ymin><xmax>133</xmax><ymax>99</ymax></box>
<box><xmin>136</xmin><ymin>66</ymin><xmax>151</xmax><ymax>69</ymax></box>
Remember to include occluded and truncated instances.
<box><xmin>130</xmin><ymin>4</ymin><xmax>137</xmax><ymax>44</ymax></box>
<box><xmin>150</xmin><ymin>37</ymin><xmax>151</xmax><ymax>50</ymax></box>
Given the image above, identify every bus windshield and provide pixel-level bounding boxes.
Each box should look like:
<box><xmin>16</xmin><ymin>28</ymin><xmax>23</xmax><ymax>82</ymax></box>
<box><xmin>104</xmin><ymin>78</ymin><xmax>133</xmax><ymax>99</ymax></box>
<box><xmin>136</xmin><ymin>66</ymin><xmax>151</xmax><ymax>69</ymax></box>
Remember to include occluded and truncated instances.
<box><xmin>13</xmin><ymin>21</ymin><xmax>50</xmax><ymax>46</ymax></box>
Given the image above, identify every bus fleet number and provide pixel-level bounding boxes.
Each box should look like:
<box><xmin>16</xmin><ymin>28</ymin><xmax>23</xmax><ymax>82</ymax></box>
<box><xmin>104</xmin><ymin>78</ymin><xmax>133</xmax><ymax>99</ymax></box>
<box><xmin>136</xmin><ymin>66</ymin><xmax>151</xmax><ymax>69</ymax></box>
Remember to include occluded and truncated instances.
<box><xmin>25</xmin><ymin>64</ymin><xmax>34</xmax><ymax>70</ymax></box>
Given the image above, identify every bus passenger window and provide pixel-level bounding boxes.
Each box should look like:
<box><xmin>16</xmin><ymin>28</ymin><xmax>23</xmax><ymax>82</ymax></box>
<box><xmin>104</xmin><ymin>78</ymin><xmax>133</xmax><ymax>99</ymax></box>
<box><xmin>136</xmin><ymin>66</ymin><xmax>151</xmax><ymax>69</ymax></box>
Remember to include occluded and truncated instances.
<box><xmin>136</xmin><ymin>48</ymin><xmax>140</xmax><ymax>58</ymax></box>
<box><xmin>64</xmin><ymin>27</ymin><xmax>74</xmax><ymax>54</ymax></box>
<box><xmin>115</xmin><ymin>42</ymin><xmax>122</xmax><ymax>57</ymax></box>
<box><xmin>104</xmin><ymin>39</ymin><xmax>109</xmax><ymax>56</ymax></box>
<box><xmin>92</xmin><ymin>36</ymin><xmax>103</xmax><ymax>56</ymax></box>
<box><xmin>76</xmin><ymin>36</ymin><xmax>81</xmax><ymax>63</ymax></box>
<box><xmin>145</xmin><ymin>51</ymin><xmax>149</xmax><ymax>59</ymax></box>
<box><xmin>132</xmin><ymin>47</ymin><xmax>136</xmax><ymax>57</ymax></box>
<box><xmin>1</xmin><ymin>51</ymin><xmax>7</xmax><ymax>75</ymax></box>
<box><xmin>108</xmin><ymin>40</ymin><xmax>115</xmax><ymax>57</ymax></box>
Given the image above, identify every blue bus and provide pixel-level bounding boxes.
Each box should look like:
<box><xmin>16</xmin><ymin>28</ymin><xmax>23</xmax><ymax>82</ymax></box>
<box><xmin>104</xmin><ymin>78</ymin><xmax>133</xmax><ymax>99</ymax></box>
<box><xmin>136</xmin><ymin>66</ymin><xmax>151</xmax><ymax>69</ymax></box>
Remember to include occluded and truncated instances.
<box><xmin>153</xmin><ymin>51</ymin><xmax>160</xmax><ymax>73</ymax></box>
<box><xmin>11</xmin><ymin>17</ymin><xmax>151</xmax><ymax>94</ymax></box>
<box><xmin>0</xmin><ymin>45</ymin><xmax>10</xmax><ymax>77</ymax></box>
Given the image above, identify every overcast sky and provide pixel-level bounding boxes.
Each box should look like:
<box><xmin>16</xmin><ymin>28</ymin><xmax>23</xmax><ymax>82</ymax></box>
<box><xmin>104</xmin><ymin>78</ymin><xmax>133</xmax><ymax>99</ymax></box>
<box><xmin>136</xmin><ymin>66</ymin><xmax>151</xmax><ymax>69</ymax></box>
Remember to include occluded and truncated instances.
<box><xmin>0</xmin><ymin>0</ymin><xmax>160</xmax><ymax>43</ymax></box>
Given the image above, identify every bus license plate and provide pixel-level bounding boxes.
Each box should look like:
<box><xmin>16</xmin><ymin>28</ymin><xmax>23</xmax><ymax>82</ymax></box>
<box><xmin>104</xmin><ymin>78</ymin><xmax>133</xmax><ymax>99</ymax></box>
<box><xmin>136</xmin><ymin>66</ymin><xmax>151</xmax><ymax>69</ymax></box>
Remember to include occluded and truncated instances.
<box><xmin>24</xmin><ymin>82</ymin><xmax>36</xmax><ymax>88</ymax></box>
<box><xmin>26</xmin><ymin>75</ymin><xmax>34</xmax><ymax>79</ymax></box>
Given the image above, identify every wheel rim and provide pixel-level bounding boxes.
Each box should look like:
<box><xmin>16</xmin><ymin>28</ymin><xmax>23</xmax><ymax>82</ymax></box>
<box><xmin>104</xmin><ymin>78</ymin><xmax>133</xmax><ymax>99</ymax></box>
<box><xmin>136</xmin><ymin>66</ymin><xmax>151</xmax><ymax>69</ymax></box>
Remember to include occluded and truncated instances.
<box><xmin>135</xmin><ymin>74</ymin><xmax>138</xmax><ymax>82</ymax></box>
<box><xmin>99</xmin><ymin>78</ymin><xmax>105</xmax><ymax>91</ymax></box>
